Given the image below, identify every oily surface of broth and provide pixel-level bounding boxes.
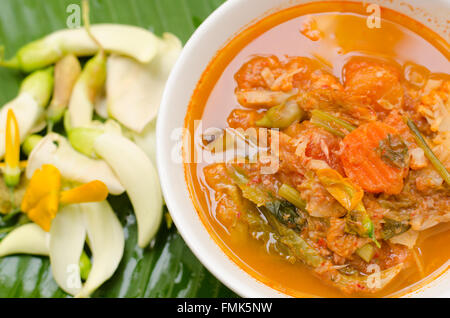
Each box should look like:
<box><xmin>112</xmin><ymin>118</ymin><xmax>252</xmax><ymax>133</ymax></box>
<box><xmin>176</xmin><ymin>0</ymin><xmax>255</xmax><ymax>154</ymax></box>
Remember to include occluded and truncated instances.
<box><xmin>184</xmin><ymin>2</ymin><xmax>450</xmax><ymax>297</ymax></box>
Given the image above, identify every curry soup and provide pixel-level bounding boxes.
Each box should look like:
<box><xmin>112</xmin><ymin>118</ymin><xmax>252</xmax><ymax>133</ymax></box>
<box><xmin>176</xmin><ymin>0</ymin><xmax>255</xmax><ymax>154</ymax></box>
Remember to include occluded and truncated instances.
<box><xmin>184</xmin><ymin>1</ymin><xmax>450</xmax><ymax>297</ymax></box>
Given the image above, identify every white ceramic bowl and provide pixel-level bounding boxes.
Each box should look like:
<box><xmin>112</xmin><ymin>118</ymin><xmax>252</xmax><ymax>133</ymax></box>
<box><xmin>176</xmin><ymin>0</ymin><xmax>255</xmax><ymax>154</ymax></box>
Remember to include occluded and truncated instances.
<box><xmin>157</xmin><ymin>0</ymin><xmax>450</xmax><ymax>297</ymax></box>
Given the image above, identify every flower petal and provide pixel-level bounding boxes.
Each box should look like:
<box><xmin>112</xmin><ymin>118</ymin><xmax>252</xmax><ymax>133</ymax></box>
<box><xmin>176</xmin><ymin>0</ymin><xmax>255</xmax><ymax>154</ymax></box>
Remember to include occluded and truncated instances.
<box><xmin>94</xmin><ymin>132</ymin><xmax>163</xmax><ymax>248</ymax></box>
<box><xmin>21</xmin><ymin>164</ymin><xmax>60</xmax><ymax>211</ymax></box>
<box><xmin>27</xmin><ymin>133</ymin><xmax>124</xmax><ymax>195</ymax></box>
<box><xmin>5</xmin><ymin>109</ymin><xmax>20</xmax><ymax>169</ymax></box>
<box><xmin>21</xmin><ymin>164</ymin><xmax>61</xmax><ymax>231</ymax></box>
<box><xmin>0</xmin><ymin>223</ymin><xmax>49</xmax><ymax>257</ymax></box>
<box><xmin>60</xmin><ymin>180</ymin><xmax>108</xmax><ymax>205</ymax></box>
<box><xmin>75</xmin><ymin>201</ymin><xmax>124</xmax><ymax>297</ymax></box>
<box><xmin>106</xmin><ymin>33</ymin><xmax>181</xmax><ymax>133</ymax></box>
<box><xmin>0</xmin><ymin>92</ymin><xmax>42</xmax><ymax>158</ymax></box>
<box><xmin>49</xmin><ymin>204</ymin><xmax>86</xmax><ymax>296</ymax></box>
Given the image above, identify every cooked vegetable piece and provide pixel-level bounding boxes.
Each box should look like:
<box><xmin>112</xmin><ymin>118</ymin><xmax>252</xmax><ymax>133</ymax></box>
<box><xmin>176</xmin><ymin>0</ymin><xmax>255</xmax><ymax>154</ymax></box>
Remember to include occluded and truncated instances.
<box><xmin>381</xmin><ymin>218</ymin><xmax>411</xmax><ymax>240</ymax></box>
<box><xmin>406</xmin><ymin>118</ymin><xmax>450</xmax><ymax>185</ymax></box>
<box><xmin>389</xmin><ymin>229</ymin><xmax>419</xmax><ymax>249</ymax></box>
<box><xmin>341</xmin><ymin>121</ymin><xmax>406</xmax><ymax>194</ymax></box>
<box><xmin>228</xmin><ymin>167</ymin><xmax>307</xmax><ymax>232</ymax></box>
<box><xmin>256</xmin><ymin>100</ymin><xmax>305</xmax><ymax>129</ymax></box>
<box><xmin>356</xmin><ymin>243</ymin><xmax>375</xmax><ymax>263</ymax></box>
<box><xmin>278</xmin><ymin>183</ymin><xmax>307</xmax><ymax>211</ymax></box>
<box><xmin>315</xmin><ymin>169</ymin><xmax>378</xmax><ymax>244</ymax></box>
<box><xmin>345</xmin><ymin>207</ymin><xmax>377</xmax><ymax>246</ymax></box>
<box><xmin>375</xmin><ymin>133</ymin><xmax>409</xmax><ymax>169</ymax></box>
<box><xmin>262</xmin><ymin>209</ymin><xmax>323</xmax><ymax>267</ymax></box>
<box><xmin>334</xmin><ymin>263</ymin><xmax>404</xmax><ymax>293</ymax></box>
<box><xmin>244</xmin><ymin>205</ymin><xmax>292</xmax><ymax>258</ymax></box>
<box><xmin>310</xmin><ymin>109</ymin><xmax>356</xmax><ymax>138</ymax></box>
<box><xmin>226</xmin><ymin>166</ymin><xmax>272</xmax><ymax>207</ymax></box>
<box><xmin>236</xmin><ymin>89</ymin><xmax>296</xmax><ymax>108</ymax></box>
<box><xmin>265</xmin><ymin>200</ymin><xmax>307</xmax><ymax>233</ymax></box>
<box><xmin>316</xmin><ymin>169</ymin><xmax>363</xmax><ymax>211</ymax></box>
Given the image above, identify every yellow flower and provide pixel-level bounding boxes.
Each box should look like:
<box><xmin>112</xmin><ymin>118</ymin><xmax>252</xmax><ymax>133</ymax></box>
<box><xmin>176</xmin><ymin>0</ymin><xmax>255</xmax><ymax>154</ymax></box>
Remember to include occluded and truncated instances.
<box><xmin>21</xmin><ymin>164</ymin><xmax>108</xmax><ymax>231</ymax></box>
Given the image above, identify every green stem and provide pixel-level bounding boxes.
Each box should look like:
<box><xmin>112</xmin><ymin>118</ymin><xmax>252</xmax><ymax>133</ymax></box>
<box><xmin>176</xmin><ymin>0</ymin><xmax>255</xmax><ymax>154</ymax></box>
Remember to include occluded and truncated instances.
<box><xmin>278</xmin><ymin>184</ymin><xmax>307</xmax><ymax>211</ymax></box>
<box><xmin>47</xmin><ymin>120</ymin><xmax>54</xmax><ymax>134</ymax></box>
<box><xmin>310</xmin><ymin>110</ymin><xmax>356</xmax><ymax>137</ymax></box>
<box><xmin>2</xmin><ymin>207</ymin><xmax>20</xmax><ymax>223</ymax></box>
<box><xmin>406</xmin><ymin>118</ymin><xmax>450</xmax><ymax>186</ymax></box>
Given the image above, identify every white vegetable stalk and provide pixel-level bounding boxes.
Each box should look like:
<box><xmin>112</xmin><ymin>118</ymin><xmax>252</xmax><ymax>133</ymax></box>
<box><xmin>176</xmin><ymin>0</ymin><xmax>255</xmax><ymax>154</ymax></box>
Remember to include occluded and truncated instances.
<box><xmin>94</xmin><ymin>133</ymin><xmax>163</xmax><ymax>248</ymax></box>
<box><xmin>0</xmin><ymin>223</ymin><xmax>49</xmax><ymax>257</ymax></box>
<box><xmin>0</xmin><ymin>67</ymin><xmax>54</xmax><ymax>158</ymax></box>
<box><xmin>76</xmin><ymin>201</ymin><xmax>124</xmax><ymax>298</ymax></box>
<box><xmin>26</xmin><ymin>133</ymin><xmax>124</xmax><ymax>195</ymax></box>
<box><xmin>107</xmin><ymin>33</ymin><xmax>182</xmax><ymax>133</ymax></box>
<box><xmin>49</xmin><ymin>204</ymin><xmax>86</xmax><ymax>296</ymax></box>
<box><xmin>2</xmin><ymin>24</ymin><xmax>162</xmax><ymax>72</ymax></box>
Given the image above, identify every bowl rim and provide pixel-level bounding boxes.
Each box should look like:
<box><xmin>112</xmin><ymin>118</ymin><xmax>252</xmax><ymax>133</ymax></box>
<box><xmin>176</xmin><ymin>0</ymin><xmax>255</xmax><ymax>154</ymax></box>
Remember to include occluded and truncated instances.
<box><xmin>156</xmin><ymin>0</ymin><xmax>450</xmax><ymax>298</ymax></box>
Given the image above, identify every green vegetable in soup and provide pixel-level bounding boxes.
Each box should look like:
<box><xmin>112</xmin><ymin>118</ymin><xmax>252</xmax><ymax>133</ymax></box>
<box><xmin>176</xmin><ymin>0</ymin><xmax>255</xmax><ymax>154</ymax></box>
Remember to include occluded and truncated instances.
<box><xmin>310</xmin><ymin>109</ymin><xmax>356</xmax><ymax>138</ymax></box>
<box><xmin>345</xmin><ymin>206</ymin><xmax>378</xmax><ymax>247</ymax></box>
<box><xmin>262</xmin><ymin>209</ymin><xmax>323</xmax><ymax>268</ymax></box>
<box><xmin>376</xmin><ymin>133</ymin><xmax>409</xmax><ymax>169</ymax></box>
<box><xmin>381</xmin><ymin>218</ymin><xmax>411</xmax><ymax>240</ymax></box>
<box><xmin>278</xmin><ymin>183</ymin><xmax>307</xmax><ymax>212</ymax></box>
<box><xmin>356</xmin><ymin>243</ymin><xmax>376</xmax><ymax>263</ymax></box>
<box><xmin>265</xmin><ymin>200</ymin><xmax>307</xmax><ymax>233</ymax></box>
<box><xmin>227</xmin><ymin>166</ymin><xmax>307</xmax><ymax>232</ymax></box>
<box><xmin>406</xmin><ymin>117</ymin><xmax>450</xmax><ymax>186</ymax></box>
<box><xmin>316</xmin><ymin>169</ymin><xmax>379</xmax><ymax>246</ymax></box>
<box><xmin>256</xmin><ymin>100</ymin><xmax>305</xmax><ymax>129</ymax></box>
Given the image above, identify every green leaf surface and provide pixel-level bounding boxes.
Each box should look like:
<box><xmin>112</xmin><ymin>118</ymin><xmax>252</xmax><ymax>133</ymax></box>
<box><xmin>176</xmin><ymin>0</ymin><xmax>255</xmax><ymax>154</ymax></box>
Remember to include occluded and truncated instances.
<box><xmin>0</xmin><ymin>0</ymin><xmax>236</xmax><ymax>298</ymax></box>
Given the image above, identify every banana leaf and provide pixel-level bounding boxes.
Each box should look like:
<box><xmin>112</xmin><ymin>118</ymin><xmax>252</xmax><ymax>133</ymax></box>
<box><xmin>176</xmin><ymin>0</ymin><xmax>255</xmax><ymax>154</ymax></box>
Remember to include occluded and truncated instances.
<box><xmin>0</xmin><ymin>0</ymin><xmax>235</xmax><ymax>298</ymax></box>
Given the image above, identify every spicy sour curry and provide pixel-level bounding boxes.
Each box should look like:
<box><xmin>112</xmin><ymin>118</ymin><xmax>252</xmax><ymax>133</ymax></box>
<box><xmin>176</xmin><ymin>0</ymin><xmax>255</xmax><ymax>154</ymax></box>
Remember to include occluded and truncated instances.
<box><xmin>184</xmin><ymin>2</ymin><xmax>450</xmax><ymax>297</ymax></box>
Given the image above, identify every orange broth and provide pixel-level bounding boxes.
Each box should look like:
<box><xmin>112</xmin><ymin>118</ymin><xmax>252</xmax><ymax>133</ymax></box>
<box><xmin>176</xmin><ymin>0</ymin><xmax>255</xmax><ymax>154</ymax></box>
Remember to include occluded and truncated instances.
<box><xmin>184</xmin><ymin>1</ymin><xmax>450</xmax><ymax>297</ymax></box>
